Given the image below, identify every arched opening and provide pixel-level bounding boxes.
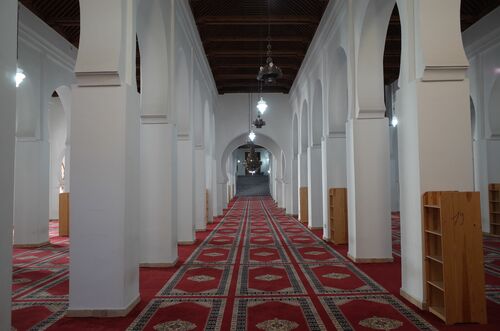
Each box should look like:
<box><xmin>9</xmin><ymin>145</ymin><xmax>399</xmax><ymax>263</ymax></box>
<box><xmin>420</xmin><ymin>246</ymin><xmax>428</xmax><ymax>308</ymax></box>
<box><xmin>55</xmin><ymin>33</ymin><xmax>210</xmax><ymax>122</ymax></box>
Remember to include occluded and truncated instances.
<box><xmin>329</xmin><ymin>48</ymin><xmax>348</xmax><ymax>135</ymax></box>
<box><xmin>48</xmin><ymin>90</ymin><xmax>68</xmax><ymax>227</ymax></box>
<box><xmin>220</xmin><ymin>132</ymin><xmax>284</xmax><ymax>208</ymax></box>
<box><xmin>232</xmin><ymin>144</ymin><xmax>272</xmax><ymax>196</ymax></box>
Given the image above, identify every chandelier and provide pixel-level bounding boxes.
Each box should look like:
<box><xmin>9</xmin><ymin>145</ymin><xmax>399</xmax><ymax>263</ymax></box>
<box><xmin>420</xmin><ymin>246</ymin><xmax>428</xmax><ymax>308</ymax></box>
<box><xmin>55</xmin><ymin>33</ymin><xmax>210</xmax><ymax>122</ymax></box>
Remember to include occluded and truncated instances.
<box><xmin>256</xmin><ymin>0</ymin><xmax>283</xmax><ymax>84</ymax></box>
<box><xmin>245</xmin><ymin>143</ymin><xmax>262</xmax><ymax>172</ymax></box>
<box><xmin>253</xmin><ymin>114</ymin><xmax>266</xmax><ymax>129</ymax></box>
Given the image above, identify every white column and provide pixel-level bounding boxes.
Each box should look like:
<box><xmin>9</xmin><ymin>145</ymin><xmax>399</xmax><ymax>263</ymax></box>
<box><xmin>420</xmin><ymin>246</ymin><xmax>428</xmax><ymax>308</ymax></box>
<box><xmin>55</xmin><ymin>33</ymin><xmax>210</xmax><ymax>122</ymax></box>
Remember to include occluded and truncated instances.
<box><xmin>321</xmin><ymin>135</ymin><xmax>347</xmax><ymax>240</ymax></box>
<box><xmin>68</xmin><ymin>0</ymin><xmax>140</xmax><ymax>316</ymax></box>
<box><xmin>194</xmin><ymin>147</ymin><xmax>207</xmax><ymax>231</ymax></box>
<box><xmin>297</xmin><ymin>152</ymin><xmax>308</xmax><ymax>221</ymax></box>
<box><xmin>0</xmin><ymin>0</ymin><xmax>17</xmax><ymax>327</ymax></box>
<box><xmin>396</xmin><ymin>0</ymin><xmax>474</xmax><ymax>306</ymax></box>
<box><xmin>291</xmin><ymin>156</ymin><xmax>299</xmax><ymax>215</ymax></box>
<box><xmin>13</xmin><ymin>139</ymin><xmax>50</xmax><ymax>246</ymax></box>
<box><xmin>177</xmin><ymin>138</ymin><xmax>195</xmax><ymax>243</ymax></box>
<box><xmin>139</xmin><ymin>117</ymin><xmax>178</xmax><ymax>266</ymax></box>
<box><xmin>217</xmin><ymin>181</ymin><xmax>227</xmax><ymax>215</ymax></box>
<box><xmin>346</xmin><ymin>118</ymin><xmax>392</xmax><ymax>262</ymax></box>
<box><xmin>307</xmin><ymin>145</ymin><xmax>323</xmax><ymax>229</ymax></box>
<box><xmin>276</xmin><ymin>178</ymin><xmax>283</xmax><ymax>206</ymax></box>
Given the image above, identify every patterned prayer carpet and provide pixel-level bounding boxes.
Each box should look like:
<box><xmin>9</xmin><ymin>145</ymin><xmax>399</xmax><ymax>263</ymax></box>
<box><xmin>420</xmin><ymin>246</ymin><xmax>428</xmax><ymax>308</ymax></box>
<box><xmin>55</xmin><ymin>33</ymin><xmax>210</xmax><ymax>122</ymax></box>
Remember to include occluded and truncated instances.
<box><xmin>11</xmin><ymin>197</ymin><xmax>500</xmax><ymax>330</ymax></box>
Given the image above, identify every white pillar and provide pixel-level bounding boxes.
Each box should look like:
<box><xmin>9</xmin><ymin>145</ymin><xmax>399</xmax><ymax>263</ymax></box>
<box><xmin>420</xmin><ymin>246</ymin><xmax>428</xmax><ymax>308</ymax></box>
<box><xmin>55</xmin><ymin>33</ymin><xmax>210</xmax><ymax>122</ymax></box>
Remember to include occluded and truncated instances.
<box><xmin>307</xmin><ymin>145</ymin><xmax>323</xmax><ymax>229</ymax></box>
<box><xmin>13</xmin><ymin>139</ymin><xmax>50</xmax><ymax>246</ymax></box>
<box><xmin>68</xmin><ymin>0</ymin><xmax>140</xmax><ymax>316</ymax></box>
<box><xmin>177</xmin><ymin>138</ymin><xmax>195</xmax><ymax>244</ymax></box>
<box><xmin>297</xmin><ymin>152</ymin><xmax>308</xmax><ymax>221</ymax></box>
<box><xmin>321</xmin><ymin>135</ymin><xmax>347</xmax><ymax>240</ymax></box>
<box><xmin>346</xmin><ymin>118</ymin><xmax>392</xmax><ymax>262</ymax></box>
<box><xmin>194</xmin><ymin>147</ymin><xmax>207</xmax><ymax>231</ymax></box>
<box><xmin>0</xmin><ymin>0</ymin><xmax>17</xmax><ymax>327</ymax></box>
<box><xmin>139</xmin><ymin>117</ymin><xmax>178</xmax><ymax>266</ymax></box>
<box><xmin>291</xmin><ymin>156</ymin><xmax>299</xmax><ymax>215</ymax></box>
<box><xmin>217</xmin><ymin>181</ymin><xmax>227</xmax><ymax>215</ymax></box>
<box><xmin>396</xmin><ymin>0</ymin><xmax>474</xmax><ymax>306</ymax></box>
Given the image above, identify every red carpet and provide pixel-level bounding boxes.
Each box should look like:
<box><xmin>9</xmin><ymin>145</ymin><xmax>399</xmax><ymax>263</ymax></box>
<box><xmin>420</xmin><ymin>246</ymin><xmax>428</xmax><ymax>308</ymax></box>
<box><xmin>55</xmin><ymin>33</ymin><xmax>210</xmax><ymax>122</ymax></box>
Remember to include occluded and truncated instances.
<box><xmin>11</xmin><ymin>197</ymin><xmax>500</xmax><ymax>330</ymax></box>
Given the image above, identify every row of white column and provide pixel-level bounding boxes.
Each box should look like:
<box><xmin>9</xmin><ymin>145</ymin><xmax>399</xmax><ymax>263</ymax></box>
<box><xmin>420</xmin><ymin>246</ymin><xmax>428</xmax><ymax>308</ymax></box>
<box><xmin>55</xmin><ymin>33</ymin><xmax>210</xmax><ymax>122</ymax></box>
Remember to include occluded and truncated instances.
<box><xmin>294</xmin><ymin>0</ymin><xmax>474</xmax><ymax>307</ymax></box>
<box><xmin>67</xmin><ymin>1</ymin><xmax>215</xmax><ymax>316</ymax></box>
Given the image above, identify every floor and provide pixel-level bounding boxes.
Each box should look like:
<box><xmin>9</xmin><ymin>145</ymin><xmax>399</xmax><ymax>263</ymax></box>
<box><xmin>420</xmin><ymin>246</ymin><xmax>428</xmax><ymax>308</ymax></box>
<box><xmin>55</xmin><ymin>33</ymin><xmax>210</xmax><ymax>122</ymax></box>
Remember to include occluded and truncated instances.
<box><xmin>11</xmin><ymin>196</ymin><xmax>500</xmax><ymax>330</ymax></box>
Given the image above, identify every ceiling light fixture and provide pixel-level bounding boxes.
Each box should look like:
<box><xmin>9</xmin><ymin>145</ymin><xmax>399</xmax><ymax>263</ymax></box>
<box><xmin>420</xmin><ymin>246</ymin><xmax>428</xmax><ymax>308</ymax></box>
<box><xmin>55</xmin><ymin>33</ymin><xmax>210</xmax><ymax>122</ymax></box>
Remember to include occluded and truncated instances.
<box><xmin>256</xmin><ymin>97</ymin><xmax>268</xmax><ymax>114</ymax></box>
<box><xmin>15</xmin><ymin>68</ymin><xmax>25</xmax><ymax>88</ymax></box>
<box><xmin>391</xmin><ymin>116</ymin><xmax>399</xmax><ymax>127</ymax></box>
<box><xmin>256</xmin><ymin>0</ymin><xmax>283</xmax><ymax>84</ymax></box>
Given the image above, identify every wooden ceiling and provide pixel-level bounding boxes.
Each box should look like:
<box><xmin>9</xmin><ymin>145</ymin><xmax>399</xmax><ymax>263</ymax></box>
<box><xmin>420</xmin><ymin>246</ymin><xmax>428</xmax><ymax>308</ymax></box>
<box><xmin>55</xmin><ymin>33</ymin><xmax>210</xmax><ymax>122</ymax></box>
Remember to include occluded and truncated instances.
<box><xmin>19</xmin><ymin>0</ymin><xmax>500</xmax><ymax>93</ymax></box>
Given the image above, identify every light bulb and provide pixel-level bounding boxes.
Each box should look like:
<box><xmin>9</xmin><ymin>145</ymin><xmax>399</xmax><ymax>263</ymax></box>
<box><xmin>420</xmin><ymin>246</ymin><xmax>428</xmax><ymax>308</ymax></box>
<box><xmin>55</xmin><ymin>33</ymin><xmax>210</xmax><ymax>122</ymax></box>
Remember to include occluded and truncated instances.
<box><xmin>391</xmin><ymin>116</ymin><xmax>398</xmax><ymax>127</ymax></box>
<box><xmin>248</xmin><ymin>130</ymin><xmax>256</xmax><ymax>142</ymax></box>
<box><xmin>237</xmin><ymin>160</ymin><xmax>241</xmax><ymax>163</ymax></box>
<box><xmin>15</xmin><ymin>69</ymin><xmax>26</xmax><ymax>88</ymax></box>
<box><xmin>256</xmin><ymin>97</ymin><xmax>268</xmax><ymax>114</ymax></box>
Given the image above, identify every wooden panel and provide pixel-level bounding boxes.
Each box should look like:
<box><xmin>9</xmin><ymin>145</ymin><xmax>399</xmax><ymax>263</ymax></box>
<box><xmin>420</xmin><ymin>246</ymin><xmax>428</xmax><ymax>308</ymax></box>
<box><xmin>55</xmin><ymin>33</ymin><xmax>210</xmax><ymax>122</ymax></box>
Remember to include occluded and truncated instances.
<box><xmin>299</xmin><ymin>187</ymin><xmax>308</xmax><ymax>224</ymax></box>
<box><xmin>329</xmin><ymin>188</ymin><xmax>348</xmax><ymax>244</ymax></box>
<box><xmin>423</xmin><ymin>191</ymin><xmax>487</xmax><ymax>325</ymax></box>
<box><xmin>489</xmin><ymin>183</ymin><xmax>500</xmax><ymax>235</ymax></box>
<box><xmin>59</xmin><ymin>192</ymin><xmax>70</xmax><ymax>237</ymax></box>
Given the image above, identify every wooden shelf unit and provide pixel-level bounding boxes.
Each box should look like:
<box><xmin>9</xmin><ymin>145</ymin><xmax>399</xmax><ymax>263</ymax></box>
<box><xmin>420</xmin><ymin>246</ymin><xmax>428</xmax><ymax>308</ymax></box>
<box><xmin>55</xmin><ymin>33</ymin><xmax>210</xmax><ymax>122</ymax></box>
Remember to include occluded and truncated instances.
<box><xmin>299</xmin><ymin>187</ymin><xmax>308</xmax><ymax>224</ymax></box>
<box><xmin>423</xmin><ymin>191</ymin><xmax>486</xmax><ymax>325</ymax></box>
<box><xmin>328</xmin><ymin>188</ymin><xmax>348</xmax><ymax>244</ymax></box>
<box><xmin>489</xmin><ymin>184</ymin><xmax>500</xmax><ymax>235</ymax></box>
<box><xmin>59</xmin><ymin>192</ymin><xmax>70</xmax><ymax>237</ymax></box>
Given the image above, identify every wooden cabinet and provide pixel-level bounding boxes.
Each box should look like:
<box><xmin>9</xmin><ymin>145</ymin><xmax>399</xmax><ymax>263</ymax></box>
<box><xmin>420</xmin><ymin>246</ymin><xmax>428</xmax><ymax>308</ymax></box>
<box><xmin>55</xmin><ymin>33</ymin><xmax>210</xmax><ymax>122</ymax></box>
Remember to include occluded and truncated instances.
<box><xmin>423</xmin><ymin>191</ymin><xmax>486</xmax><ymax>325</ymax></box>
<box><xmin>59</xmin><ymin>192</ymin><xmax>70</xmax><ymax>237</ymax></box>
<box><xmin>299</xmin><ymin>187</ymin><xmax>308</xmax><ymax>224</ymax></box>
<box><xmin>329</xmin><ymin>188</ymin><xmax>348</xmax><ymax>244</ymax></box>
<box><xmin>489</xmin><ymin>184</ymin><xmax>500</xmax><ymax>235</ymax></box>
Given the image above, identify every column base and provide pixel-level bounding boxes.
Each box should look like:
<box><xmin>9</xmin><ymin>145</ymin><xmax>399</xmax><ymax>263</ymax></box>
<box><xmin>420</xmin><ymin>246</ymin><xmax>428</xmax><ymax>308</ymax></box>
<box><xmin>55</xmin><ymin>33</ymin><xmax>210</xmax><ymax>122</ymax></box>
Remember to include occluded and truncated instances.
<box><xmin>308</xmin><ymin>226</ymin><xmax>322</xmax><ymax>230</ymax></box>
<box><xmin>140</xmin><ymin>258</ymin><xmax>178</xmax><ymax>268</ymax></box>
<box><xmin>66</xmin><ymin>295</ymin><xmax>140</xmax><ymax>318</ymax></box>
<box><xmin>13</xmin><ymin>241</ymin><xmax>50</xmax><ymax>248</ymax></box>
<box><xmin>400</xmin><ymin>288</ymin><xmax>426</xmax><ymax>310</ymax></box>
<box><xmin>347</xmin><ymin>253</ymin><xmax>393</xmax><ymax>263</ymax></box>
<box><xmin>195</xmin><ymin>227</ymin><xmax>207</xmax><ymax>232</ymax></box>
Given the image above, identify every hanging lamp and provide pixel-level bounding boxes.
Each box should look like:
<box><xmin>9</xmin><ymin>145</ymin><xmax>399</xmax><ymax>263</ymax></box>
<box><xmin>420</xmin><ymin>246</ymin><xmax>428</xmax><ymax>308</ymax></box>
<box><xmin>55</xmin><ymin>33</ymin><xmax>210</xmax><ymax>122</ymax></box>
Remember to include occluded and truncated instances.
<box><xmin>256</xmin><ymin>0</ymin><xmax>283</xmax><ymax>84</ymax></box>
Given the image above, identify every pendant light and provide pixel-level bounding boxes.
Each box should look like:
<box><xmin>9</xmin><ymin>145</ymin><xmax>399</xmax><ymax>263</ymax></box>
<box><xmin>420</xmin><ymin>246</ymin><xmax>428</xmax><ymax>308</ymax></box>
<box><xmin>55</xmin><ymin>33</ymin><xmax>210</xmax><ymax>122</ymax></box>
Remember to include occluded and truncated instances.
<box><xmin>256</xmin><ymin>0</ymin><xmax>283</xmax><ymax>84</ymax></box>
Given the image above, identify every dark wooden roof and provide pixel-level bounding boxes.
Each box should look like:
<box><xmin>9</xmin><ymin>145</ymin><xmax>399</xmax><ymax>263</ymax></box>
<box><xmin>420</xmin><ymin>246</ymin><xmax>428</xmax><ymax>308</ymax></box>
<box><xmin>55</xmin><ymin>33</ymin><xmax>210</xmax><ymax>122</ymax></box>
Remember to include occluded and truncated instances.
<box><xmin>19</xmin><ymin>0</ymin><xmax>500</xmax><ymax>93</ymax></box>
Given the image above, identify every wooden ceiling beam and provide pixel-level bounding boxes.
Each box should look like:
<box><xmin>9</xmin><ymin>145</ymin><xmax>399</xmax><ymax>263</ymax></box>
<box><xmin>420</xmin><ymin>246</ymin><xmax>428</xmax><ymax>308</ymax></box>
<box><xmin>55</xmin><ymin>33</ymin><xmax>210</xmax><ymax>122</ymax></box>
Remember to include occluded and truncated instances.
<box><xmin>206</xmin><ymin>50</ymin><xmax>304</xmax><ymax>58</ymax></box>
<box><xmin>203</xmin><ymin>36</ymin><xmax>309</xmax><ymax>43</ymax></box>
<box><xmin>212</xmin><ymin>64</ymin><xmax>299</xmax><ymax>71</ymax></box>
<box><xmin>46</xmin><ymin>17</ymin><xmax>80</xmax><ymax>27</ymax></box>
<box><xmin>196</xmin><ymin>15</ymin><xmax>320</xmax><ymax>26</ymax></box>
<box><xmin>215</xmin><ymin>74</ymin><xmax>295</xmax><ymax>81</ymax></box>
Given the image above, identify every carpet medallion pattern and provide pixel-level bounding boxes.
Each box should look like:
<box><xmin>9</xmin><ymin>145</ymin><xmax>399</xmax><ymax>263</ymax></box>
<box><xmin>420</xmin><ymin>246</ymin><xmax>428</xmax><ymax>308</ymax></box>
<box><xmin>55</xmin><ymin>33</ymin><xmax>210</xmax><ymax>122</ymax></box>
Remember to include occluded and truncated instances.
<box><xmin>11</xmin><ymin>197</ymin><xmax>500</xmax><ymax>330</ymax></box>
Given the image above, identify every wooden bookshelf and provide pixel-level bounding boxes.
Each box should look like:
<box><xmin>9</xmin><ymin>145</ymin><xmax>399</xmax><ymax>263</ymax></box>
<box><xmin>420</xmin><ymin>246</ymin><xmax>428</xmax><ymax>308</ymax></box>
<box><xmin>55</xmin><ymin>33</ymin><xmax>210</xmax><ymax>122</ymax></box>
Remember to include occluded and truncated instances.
<box><xmin>299</xmin><ymin>187</ymin><xmax>308</xmax><ymax>224</ymax></box>
<box><xmin>59</xmin><ymin>192</ymin><xmax>70</xmax><ymax>237</ymax></box>
<box><xmin>489</xmin><ymin>184</ymin><xmax>500</xmax><ymax>236</ymax></box>
<box><xmin>423</xmin><ymin>191</ymin><xmax>486</xmax><ymax>325</ymax></box>
<box><xmin>329</xmin><ymin>188</ymin><xmax>348</xmax><ymax>244</ymax></box>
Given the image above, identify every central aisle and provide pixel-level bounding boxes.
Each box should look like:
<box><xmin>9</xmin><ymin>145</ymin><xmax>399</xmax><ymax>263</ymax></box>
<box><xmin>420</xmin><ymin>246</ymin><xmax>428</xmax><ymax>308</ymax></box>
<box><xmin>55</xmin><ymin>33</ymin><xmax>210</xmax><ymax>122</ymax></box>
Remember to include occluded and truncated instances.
<box><xmin>127</xmin><ymin>196</ymin><xmax>435</xmax><ymax>330</ymax></box>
